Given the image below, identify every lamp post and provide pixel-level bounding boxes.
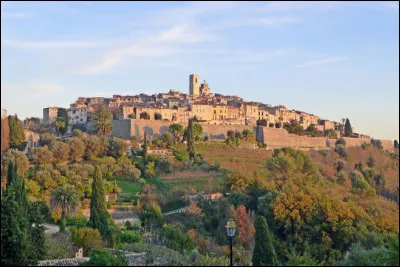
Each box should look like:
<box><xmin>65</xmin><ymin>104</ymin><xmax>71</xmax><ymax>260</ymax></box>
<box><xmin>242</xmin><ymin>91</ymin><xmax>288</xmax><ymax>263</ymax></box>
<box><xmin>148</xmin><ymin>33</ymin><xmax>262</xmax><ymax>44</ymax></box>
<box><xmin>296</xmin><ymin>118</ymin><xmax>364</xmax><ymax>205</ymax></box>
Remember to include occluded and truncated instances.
<box><xmin>226</xmin><ymin>219</ymin><xmax>237</xmax><ymax>267</ymax></box>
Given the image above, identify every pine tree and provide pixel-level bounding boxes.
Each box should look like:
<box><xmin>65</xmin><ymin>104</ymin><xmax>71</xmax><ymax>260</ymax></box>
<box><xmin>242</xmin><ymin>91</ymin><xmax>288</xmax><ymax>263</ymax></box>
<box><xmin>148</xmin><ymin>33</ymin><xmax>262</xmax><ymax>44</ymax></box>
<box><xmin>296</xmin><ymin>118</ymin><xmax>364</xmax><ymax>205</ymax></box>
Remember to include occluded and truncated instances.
<box><xmin>252</xmin><ymin>216</ymin><xmax>277</xmax><ymax>266</ymax></box>
<box><xmin>344</xmin><ymin>118</ymin><xmax>352</xmax><ymax>137</ymax></box>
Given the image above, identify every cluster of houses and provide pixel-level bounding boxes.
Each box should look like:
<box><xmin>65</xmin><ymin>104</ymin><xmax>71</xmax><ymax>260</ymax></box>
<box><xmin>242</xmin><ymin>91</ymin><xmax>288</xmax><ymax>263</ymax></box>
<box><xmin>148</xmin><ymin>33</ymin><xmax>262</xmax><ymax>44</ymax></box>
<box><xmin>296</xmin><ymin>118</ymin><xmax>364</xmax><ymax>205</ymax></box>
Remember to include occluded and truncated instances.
<box><xmin>43</xmin><ymin>74</ymin><xmax>348</xmax><ymax>135</ymax></box>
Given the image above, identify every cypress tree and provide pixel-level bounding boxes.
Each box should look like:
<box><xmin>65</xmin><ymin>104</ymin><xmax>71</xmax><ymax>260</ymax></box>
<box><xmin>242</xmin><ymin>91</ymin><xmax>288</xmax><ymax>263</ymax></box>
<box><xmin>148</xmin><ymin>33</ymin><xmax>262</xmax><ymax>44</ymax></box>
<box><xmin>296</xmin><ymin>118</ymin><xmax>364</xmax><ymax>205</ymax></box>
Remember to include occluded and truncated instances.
<box><xmin>90</xmin><ymin>165</ymin><xmax>110</xmax><ymax>238</ymax></box>
<box><xmin>252</xmin><ymin>216</ymin><xmax>277</xmax><ymax>266</ymax></box>
<box><xmin>344</xmin><ymin>118</ymin><xmax>352</xmax><ymax>137</ymax></box>
<box><xmin>143</xmin><ymin>132</ymin><xmax>148</xmax><ymax>163</ymax></box>
<box><xmin>187</xmin><ymin>118</ymin><xmax>195</xmax><ymax>162</ymax></box>
<box><xmin>1</xmin><ymin>161</ymin><xmax>45</xmax><ymax>266</ymax></box>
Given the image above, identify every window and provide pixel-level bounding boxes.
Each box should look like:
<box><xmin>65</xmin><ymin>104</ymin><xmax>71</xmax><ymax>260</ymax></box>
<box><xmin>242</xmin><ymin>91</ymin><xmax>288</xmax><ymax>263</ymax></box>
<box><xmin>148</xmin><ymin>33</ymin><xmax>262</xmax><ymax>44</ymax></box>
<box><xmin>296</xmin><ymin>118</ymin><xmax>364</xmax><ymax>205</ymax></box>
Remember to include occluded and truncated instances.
<box><xmin>75</xmin><ymin>116</ymin><xmax>79</xmax><ymax>119</ymax></box>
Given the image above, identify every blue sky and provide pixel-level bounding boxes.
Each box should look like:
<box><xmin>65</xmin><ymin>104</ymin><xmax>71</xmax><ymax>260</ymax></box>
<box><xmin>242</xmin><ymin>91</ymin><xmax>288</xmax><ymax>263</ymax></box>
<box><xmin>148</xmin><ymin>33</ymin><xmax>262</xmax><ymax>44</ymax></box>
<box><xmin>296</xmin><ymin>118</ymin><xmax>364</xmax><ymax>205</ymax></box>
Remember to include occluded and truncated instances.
<box><xmin>1</xmin><ymin>1</ymin><xmax>399</xmax><ymax>140</ymax></box>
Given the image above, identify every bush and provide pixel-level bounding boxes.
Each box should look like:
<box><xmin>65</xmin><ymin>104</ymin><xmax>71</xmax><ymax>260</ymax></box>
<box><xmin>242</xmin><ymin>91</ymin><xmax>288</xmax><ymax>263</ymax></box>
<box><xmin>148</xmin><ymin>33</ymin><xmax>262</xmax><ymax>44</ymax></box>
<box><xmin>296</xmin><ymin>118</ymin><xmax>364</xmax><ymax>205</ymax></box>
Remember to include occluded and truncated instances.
<box><xmin>154</xmin><ymin>113</ymin><xmax>162</xmax><ymax>120</ymax></box>
<box><xmin>203</xmin><ymin>135</ymin><xmax>209</xmax><ymax>141</ymax></box>
<box><xmin>80</xmin><ymin>249</ymin><xmax>126</xmax><ymax>266</ymax></box>
<box><xmin>335</xmin><ymin>138</ymin><xmax>346</xmax><ymax>146</ymax></box>
<box><xmin>118</xmin><ymin>231</ymin><xmax>141</xmax><ymax>244</ymax></box>
<box><xmin>275</xmin><ymin>122</ymin><xmax>281</xmax><ymax>128</ymax></box>
<box><xmin>140</xmin><ymin>112</ymin><xmax>150</xmax><ymax>120</ymax></box>
<box><xmin>173</xmin><ymin>148</ymin><xmax>189</xmax><ymax>163</ymax></box>
<box><xmin>269</xmin><ymin>123</ymin><xmax>274</xmax><ymax>128</ymax></box>
<box><xmin>335</xmin><ymin>144</ymin><xmax>348</xmax><ymax>159</ymax></box>
<box><xmin>334</xmin><ymin>159</ymin><xmax>345</xmax><ymax>172</ymax></box>
<box><xmin>65</xmin><ymin>214</ymin><xmax>89</xmax><ymax>228</ymax></box>
<box><xmin>70</xmin><ymin>227</ymin><xmax>105</xmax><ymax>256</ymax></box>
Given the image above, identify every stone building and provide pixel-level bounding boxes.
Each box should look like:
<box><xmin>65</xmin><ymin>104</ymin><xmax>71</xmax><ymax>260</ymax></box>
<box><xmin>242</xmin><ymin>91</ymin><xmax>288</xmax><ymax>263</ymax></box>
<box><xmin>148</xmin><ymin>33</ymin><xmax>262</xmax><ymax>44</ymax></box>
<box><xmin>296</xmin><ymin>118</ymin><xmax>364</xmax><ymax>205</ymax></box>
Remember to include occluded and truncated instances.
<box><xmin>68</xmin><ymin>104</ymin><xmax>88</xmax><ymax>124</ymax></box>
<box><xmin>200</xmin><ymin>80</ymin><xmax>211</xmax><ymax>96</ymax></box>
<box><xmin>189</xmin><ymin>74</ymin><xmax>200</xmax><ymax>96</ymax></box>
<box><xmin>43</xmin><ymin>107</ymin><xmax>58</xmax><ymax>123</ymax></box>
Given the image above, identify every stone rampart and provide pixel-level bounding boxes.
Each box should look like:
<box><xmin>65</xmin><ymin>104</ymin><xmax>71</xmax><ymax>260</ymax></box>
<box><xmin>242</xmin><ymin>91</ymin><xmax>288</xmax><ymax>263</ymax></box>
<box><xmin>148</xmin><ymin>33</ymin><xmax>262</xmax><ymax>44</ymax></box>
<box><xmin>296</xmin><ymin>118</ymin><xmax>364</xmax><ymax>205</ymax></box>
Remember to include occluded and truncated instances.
<box><xmin>112</xmin><ymin>120</ymin><xmax>393</xmax><ymax>151</ymax></box>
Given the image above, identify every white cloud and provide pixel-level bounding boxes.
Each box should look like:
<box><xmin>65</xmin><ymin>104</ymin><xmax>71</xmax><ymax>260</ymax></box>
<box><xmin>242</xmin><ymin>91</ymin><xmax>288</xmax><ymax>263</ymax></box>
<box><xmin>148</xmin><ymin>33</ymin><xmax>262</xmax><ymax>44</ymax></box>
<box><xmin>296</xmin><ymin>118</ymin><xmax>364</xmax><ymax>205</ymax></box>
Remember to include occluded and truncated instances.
<box><xmin>1</xmin><ymin>82</ymin><xmax>63</xmax><ymax>98</ymax></box>
<box><xmin>296</xmin><ymin>56</ymin><xmax>349</xmax><ymax>67</ymax></box>
<box><xmin>78</xmin><ymin>25</ymin><xmax>214</xmax><ymax>75</ymax></box>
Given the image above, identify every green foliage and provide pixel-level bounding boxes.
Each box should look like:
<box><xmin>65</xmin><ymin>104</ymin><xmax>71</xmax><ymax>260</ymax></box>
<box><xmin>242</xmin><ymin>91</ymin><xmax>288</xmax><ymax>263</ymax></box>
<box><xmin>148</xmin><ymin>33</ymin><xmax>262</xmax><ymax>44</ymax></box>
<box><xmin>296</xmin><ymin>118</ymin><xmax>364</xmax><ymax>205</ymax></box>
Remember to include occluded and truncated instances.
<box><xmin>335</xmin><ymin>138</ymin><xmax>347</xmax><ymax>146</ymax></box>
<box><xmin>286</xmin><ymin>250</ymin><xmax>319</xmax><ymax>266</ymax></box>
<box><xmin>72</xmin><ymin>124</ymin><xmax>87</xmax><ymax>133</ymax></box>
<box><xmin>55</xmin><ymin>116</ymin><xmax>66</xmax><ymax>135</ymax></box>
<box><xmin>8</xmin><ymin>114</ymin><xmax>26</xmax><ymax>149</ymax></box>
<box><xmin>70</xmin><ymin>227</ymin><xmax>104</xmax><ymax>257</ymax></box>
<box><xmin>1</xmin><ymin>161</ymin><xmax>46</xmax><ymax>265</ymax></box>
<box><xmin>57</xmin><ymin>108</ymin><xmax>69</xmax><ymax>135</ymax></box>
<box><xmin>144</xmin><ymin>161</ymin><xmax>157</xmax><ymax>178</ymax></box>
<box><xmin>324</xmin><ymin>129</ymin><xmax>338</xmax><ymax>139</ymax></box>
<box><xmin>344</xmin><ymin>118</ymin><xmax>352</xmax><ymax>137</ymax></box>
<box><xmin>334</xmin><ymin>159</ymin><xmax>345</xmax><ymax>172</ymax></box>
<box><xmin>108</xmin><ymin>137</ymin><xmax>129</xmax><ymax>159</ymax></box>
<box><xmin>337</xmin><ymin>171</ymin><xmax>350</xmax><ymax>186</ymax></box>
<box><xmin>242</xmin><ymin>129</ymin><xmax>256</xmax><ymax>143</ymax></box>
<box><xmin>173</xmin><ymin>147</ymin><xmax>190</xmax><ymax>163</ymax></box>
<box><xmin>253</xmin><ymin>215</ymin><xmax>278</xmax><ymax>266</ymax></box>
<box><xmin>335</xmin><ymin>144</ymin><xmax>348</xmax><ymax>159</ymax></box>
<box><xmin>44</xmin><ymin>232</ymin><xmax>75</xmax><ymax>260</ymax></box>
<box><xmin>39</xmin><ymin>133</ymin><xmax>56</xmax><ymax>147</ymax></box>
<box><xmin>80</xmin><ymin>249</ymin><xmax>126</xmax><ymax>266</ymax></box>
<box><xmin>371</xmin><ymin>139</ymin><xmax>383</xmax><ymax>150</ymax></box>
<box><xmin>50</xmin><ymin>184</ymin><xmax>80</xmax><ymax>220</ymax></box>
<box><xmin>349</xmin><ymin>170</ymin><xmax>375</xmax><ymax>196</ymax></box>
<box><xmin>66</xmin><ymin>214</ymin><xmax>89</xmax><ymax>228</ymax></box>
<box><xmin>337</xmin><ymin>243</ymin><xmax>392</xmax><ymax>266</ymax></box>
<box><xmin>169</xmin><ymin>123</ymin><xmax>184</xmax><ymax>144</ymax></box>
<box><xmin>266</xmin><ymin>148</ymin><xmax>321</xmax><ymax>189</ymax></box>
<box><xmin>275</xmin><ymin>122</ymin><xmax>281</xmax><ymax>128</ymax></box>
<box><xmin>394</xmin><ymin>140</ymin><xmax>399</xmax><ymax>149</ymax></box>
<box><xmin>118</xmin><ymin>231</ymin><xmax>141</xmax><ymax>243</ymax></box>
<box><xmin>92</xmin><ymin>106</ymin><xmax>113</xmax><ymax>136</ymax></box>
<box><xmin>90</xmin><ymin>166</ymin><xmax>110</xmax><ymax>241</ymax></box>
<box><xmin>160</xmin><ymin>223</ymin><xmax>194</xmax><ymax>252</ymax></box>
<box><xmin>269</xmin><ymin>123</ymin><xmax>275</xmax><ymax>128</ymax></box>
<box><xmin>192</xmin><ymin>122</ymin><xmax>203</xmax><ymax>141</ymax></box>
<box><xmin>67</xmin><ymin>137</ymin><xmax>85</xmax><ymax>162</ymax></box>
<box><xmin>228</xmin><ymin>192</ymin><xmax>251</xmax><ymax>208</ymax></box>
<box><xmin>161</xmin><ymin>132</ymin><xmax>174</xmax><ymax>148</ymax></box>
<box><xmin>50</xmin><ymin>141</ymin><xmax>70</xmax><ymax>164</ymax></box>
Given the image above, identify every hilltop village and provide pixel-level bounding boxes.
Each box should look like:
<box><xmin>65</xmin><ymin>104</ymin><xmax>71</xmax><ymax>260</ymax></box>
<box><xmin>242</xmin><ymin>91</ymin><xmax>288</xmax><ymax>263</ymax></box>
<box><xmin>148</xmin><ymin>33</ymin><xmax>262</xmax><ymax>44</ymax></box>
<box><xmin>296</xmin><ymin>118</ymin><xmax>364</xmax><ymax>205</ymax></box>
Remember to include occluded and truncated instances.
<box><xmin>43</xmin><ymin>74</ymin><xmax>357</xmax><ymax>139</ymax></box>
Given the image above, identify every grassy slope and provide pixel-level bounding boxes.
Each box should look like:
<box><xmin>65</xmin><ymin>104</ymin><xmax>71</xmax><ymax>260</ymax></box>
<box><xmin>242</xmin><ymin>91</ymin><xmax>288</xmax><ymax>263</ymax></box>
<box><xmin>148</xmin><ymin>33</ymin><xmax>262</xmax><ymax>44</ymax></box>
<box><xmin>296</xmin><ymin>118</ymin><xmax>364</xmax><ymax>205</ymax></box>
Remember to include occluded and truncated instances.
<box><xmin>197</xmin><ymin>142</ymin><xmax>399</xmax><ymax>228</ymax></box>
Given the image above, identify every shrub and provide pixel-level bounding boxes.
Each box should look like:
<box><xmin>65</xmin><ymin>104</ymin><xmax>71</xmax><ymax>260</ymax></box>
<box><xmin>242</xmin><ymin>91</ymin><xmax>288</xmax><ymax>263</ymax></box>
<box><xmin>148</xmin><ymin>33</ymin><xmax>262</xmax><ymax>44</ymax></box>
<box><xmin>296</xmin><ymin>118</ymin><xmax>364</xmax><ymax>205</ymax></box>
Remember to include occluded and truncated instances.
<box><xmin>334</xmin><ymin>159</ymin><xmax>345</xmax><ymax>172</ymax></box>
<box><xmin>173</xmin><ymin>148</ymin><xmax>189</xmax><ymax>163</ymax></box>
<box><xmin>154</xmin><ymin>113</ymin><xmax>162</xmax><ymax>120</ymax></box>
<box><xmin>66</xmin><ymin>214</ymin><xmax>89</xmax><ymax>228</ymax></box>
<box><xmin>335</xmin><ymin>138</ymin><xmax>346</xmax><ymax>146</ymax></box>
<box><xmin>140</xmin><ymin>112</ymin><xmax>150</xmax><ymax>120</ymax></box>
<box><xmin>118</xmin><ymin>231</ymin><xmax>141</xmax><ymax>244</ymax></box>
<box><xmin>275</xmin><ymin>122</ymin><xmax>281</xmax><ymax>128</ymax></box>
<box><xmin>335</xmin><ymin>144</ymin><xmax>348</xmax><ymax>159</ymax></box>
<box><xmin>70</xmin><ymin>227</ymin><xmax>105</xmax><ymax>256</ymax></box>
<box><xmin>269</xmin><ymin>123</ymin><xmax>274</xmax><ymax>128</ymax></box>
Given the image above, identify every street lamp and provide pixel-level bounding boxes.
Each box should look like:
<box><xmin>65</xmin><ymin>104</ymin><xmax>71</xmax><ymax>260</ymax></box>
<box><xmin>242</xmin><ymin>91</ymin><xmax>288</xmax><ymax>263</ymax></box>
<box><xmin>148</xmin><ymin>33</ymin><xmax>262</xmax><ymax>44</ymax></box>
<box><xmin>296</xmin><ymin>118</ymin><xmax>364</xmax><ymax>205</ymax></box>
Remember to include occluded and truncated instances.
<box><xmin>226</xmin><ymin>219</ymin><xmax>237</xmax><ymax>266</ymax></box>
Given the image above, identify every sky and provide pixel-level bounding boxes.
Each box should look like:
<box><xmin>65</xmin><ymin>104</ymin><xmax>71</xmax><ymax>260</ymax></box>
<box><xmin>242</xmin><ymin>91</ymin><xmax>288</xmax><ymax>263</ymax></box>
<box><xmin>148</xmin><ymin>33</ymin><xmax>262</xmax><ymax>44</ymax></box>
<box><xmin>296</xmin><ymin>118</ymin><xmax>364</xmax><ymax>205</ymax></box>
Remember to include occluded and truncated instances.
<box><xmin>1</xmin><ymin>1</ymin><xmax>399</xmax><ymax>141</ymax></box>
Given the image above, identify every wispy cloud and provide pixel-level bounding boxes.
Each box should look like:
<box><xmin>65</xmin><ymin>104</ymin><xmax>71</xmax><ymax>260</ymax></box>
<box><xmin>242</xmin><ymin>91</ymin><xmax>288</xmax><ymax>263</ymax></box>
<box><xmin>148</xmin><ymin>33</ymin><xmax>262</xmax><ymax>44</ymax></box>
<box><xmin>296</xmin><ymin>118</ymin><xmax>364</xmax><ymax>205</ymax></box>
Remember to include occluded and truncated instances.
<box><xmin>1</xmin><ymin>81</ymin><xmax>63</xmax><ymax>98</ymax></box>
<box><xmin>296</xmin><ymin>56</ymin><xmax>349</xmax><ymax>67</ymax></box>
<box><xmin>78</xmin><ymin>25</ymin><xmax>214</xmax><ymax>75</ymax></box>
<box><xmin>3</xmin><ymin>38</ymin><xmax>111</xmax><ymax>48</ymax></box>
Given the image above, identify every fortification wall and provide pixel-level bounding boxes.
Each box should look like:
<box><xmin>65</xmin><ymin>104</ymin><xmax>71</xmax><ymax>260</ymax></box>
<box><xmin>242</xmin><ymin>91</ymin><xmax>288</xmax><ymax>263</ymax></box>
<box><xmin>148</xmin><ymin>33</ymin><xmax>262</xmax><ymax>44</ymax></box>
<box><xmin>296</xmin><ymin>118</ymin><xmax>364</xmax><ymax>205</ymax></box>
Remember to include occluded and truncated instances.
<box><xmin>112</xmin><ymin>120</ymin><xmax>394</xmax><ymax>152</ymax></box>
<box><xmin>200</xmin><ymin>123</ymin><xmax>256</xmax><ymax>140</ymax></box>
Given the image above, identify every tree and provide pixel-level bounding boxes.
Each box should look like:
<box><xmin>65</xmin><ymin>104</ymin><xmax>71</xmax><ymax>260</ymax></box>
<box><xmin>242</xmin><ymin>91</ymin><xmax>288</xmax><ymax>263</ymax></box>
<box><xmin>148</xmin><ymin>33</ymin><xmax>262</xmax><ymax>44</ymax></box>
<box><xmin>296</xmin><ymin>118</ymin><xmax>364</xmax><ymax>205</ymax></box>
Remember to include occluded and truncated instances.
<box><xmin>394</xmin><ymin>140</ymin><xmax>399</xmax><ymax>149</ymax></box>
<box><xmin>344</xmin><ymin>118</ymin><xmax>352</xmax><ymax>137</ymax></box>
<box><xmin>70</xmin><ymin>227</ymin><xmax>104</xmax><ymax>257</ymax></box>
<box><xmin>50</xmin><ymin>185</ymin><xmax>80</xmax><ymax>221</ymax></box>
<box><xmin>1</xmin><ymin>114</ymin><xmax>10</xmax><ymax>155</ymax></box>
<box><xmin>275</xmin><ymin>122</ymin><xmax>281</xmax><ymax>128</ymax></box>
<box><xmin>90</xmin><ymin>166</ymin><xmax>110</xmax><ymax>239</ymax></box>
<box><xmin>55</xmin><ymin>116</ymin><xmax>66</xmax><ymax>135</ymax></box>
<box><xmin>1</xmin><ymin>161</ymin><xmax>45</xmax><ymax>265</ymax></box>
<box><xmin>169</xmin><ymin>123</ymin><xmax>184</xmax><ymax>144</ymax></box>
<box><xmin>57</xmin><ymin>108</ymin><xmax>69</xmax><ymax>135</ymax></box>
<box><xmin>269</xmin><ymin>123</ymin><xmax>274</xmax><ymax>128</ymax></box>
<box><xmin>8</xmin><ymin>114</ymin><xmax>25</xmax><ymax>150</ymax></box>
<box><xmin>187</xmin><ymin>118</ymin><xmax>195</xmax><ymax>162</ymax></box>
<box><xmin>33</xmin><ymin>145</ymin><xmax>54</xmax><ymax>165</ymax></box>
<box><xmin>67</xmin><ymin>137</ymin><xmax>85</xmax><ymax>162</ymax></box>
<box><xmin>140</xmin><ymin>112</ymin><xmax>150</xmax><ymax>120</ymax></box>
<box><xmin>252</xmin><ymin>215</ymin><xmax>277</xmax><ymax>266</ymax></box>
<box><xmin>92</xmin><ymin>106</ymin><xmax>113</xmax><ymax>136</ymax></box>
<box><xmin>154</xmin><ymin>112</ymin><xmax>162</xmax><ymax>120</ymax></box>
<box><xmin>335</xmin><ymin>144</ymin><xmax>348</xmax><ymax>159</ymax></box>
<box><xmin>143</xmin><ymin>132</ymin><xmax>148</xmax><ymax>163</ymax></box>
<box><xmin>39</xmin><ymin>133</ymin><xmax>56</xmax><ymax>147</ymax></box>
<box><xmin>50</xmin><ymin>141</ymin><xmax>70</xmax><ymax>164</ymax></box>
<box><xmin>192</xmin><ymin>122</ymin><xmax>203</xmax><ymax>141</ymax></box>
<box><xmin>108</xmin><ymin>137</ymin><xmax>129</xmax><ymax>159</ymax></box>
<box><xmin>367</xmin><ymin>154</ymin><xmax>376</xmax><ymax>168</ymax></box>
<box><xmin>144</xmin><ymin>161</ymin><xmax>156</xmax><ymax>178</ymax></box>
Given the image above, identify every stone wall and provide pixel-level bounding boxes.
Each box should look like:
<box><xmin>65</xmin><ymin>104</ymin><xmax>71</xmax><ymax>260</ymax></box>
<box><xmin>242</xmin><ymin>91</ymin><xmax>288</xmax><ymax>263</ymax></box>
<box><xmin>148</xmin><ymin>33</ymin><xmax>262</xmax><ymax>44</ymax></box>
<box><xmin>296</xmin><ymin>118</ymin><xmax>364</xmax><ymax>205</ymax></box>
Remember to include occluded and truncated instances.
<box><xmin>112</xmin><ymin>120</ymin><xmax>394</xmax><ymax>152</ymax></box>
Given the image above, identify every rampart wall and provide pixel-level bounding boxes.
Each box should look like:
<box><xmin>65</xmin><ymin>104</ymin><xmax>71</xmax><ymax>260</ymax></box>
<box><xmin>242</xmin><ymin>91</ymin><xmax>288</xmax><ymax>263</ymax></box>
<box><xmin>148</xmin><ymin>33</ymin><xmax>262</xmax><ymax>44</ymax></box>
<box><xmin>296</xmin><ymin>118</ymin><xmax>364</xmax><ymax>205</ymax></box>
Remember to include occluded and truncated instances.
<box><xmin>111</xmin><ymin>120</ymin><xmax>394</xmax><ymax>151</ymax></box>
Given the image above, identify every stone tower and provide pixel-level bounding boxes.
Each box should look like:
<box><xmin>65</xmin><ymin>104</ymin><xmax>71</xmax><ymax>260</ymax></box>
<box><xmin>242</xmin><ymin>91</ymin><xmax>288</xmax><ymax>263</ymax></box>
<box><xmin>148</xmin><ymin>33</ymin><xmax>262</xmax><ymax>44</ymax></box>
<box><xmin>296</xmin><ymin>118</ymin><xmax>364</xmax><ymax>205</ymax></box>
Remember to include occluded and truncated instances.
<box><xmin>189</xmin><ymin>74</ymin><xmax>200</xmax><ymax>96</ymax></box>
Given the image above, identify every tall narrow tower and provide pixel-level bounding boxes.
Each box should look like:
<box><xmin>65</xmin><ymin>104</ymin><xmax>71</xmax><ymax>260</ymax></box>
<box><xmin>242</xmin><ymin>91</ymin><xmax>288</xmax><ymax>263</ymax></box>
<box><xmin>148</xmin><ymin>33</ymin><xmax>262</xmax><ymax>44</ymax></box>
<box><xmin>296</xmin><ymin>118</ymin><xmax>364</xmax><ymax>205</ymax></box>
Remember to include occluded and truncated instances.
<box><xmin>189</xmin><ymin>74</ymin><xmax>200</xmax><ymax>96</ymax></box>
